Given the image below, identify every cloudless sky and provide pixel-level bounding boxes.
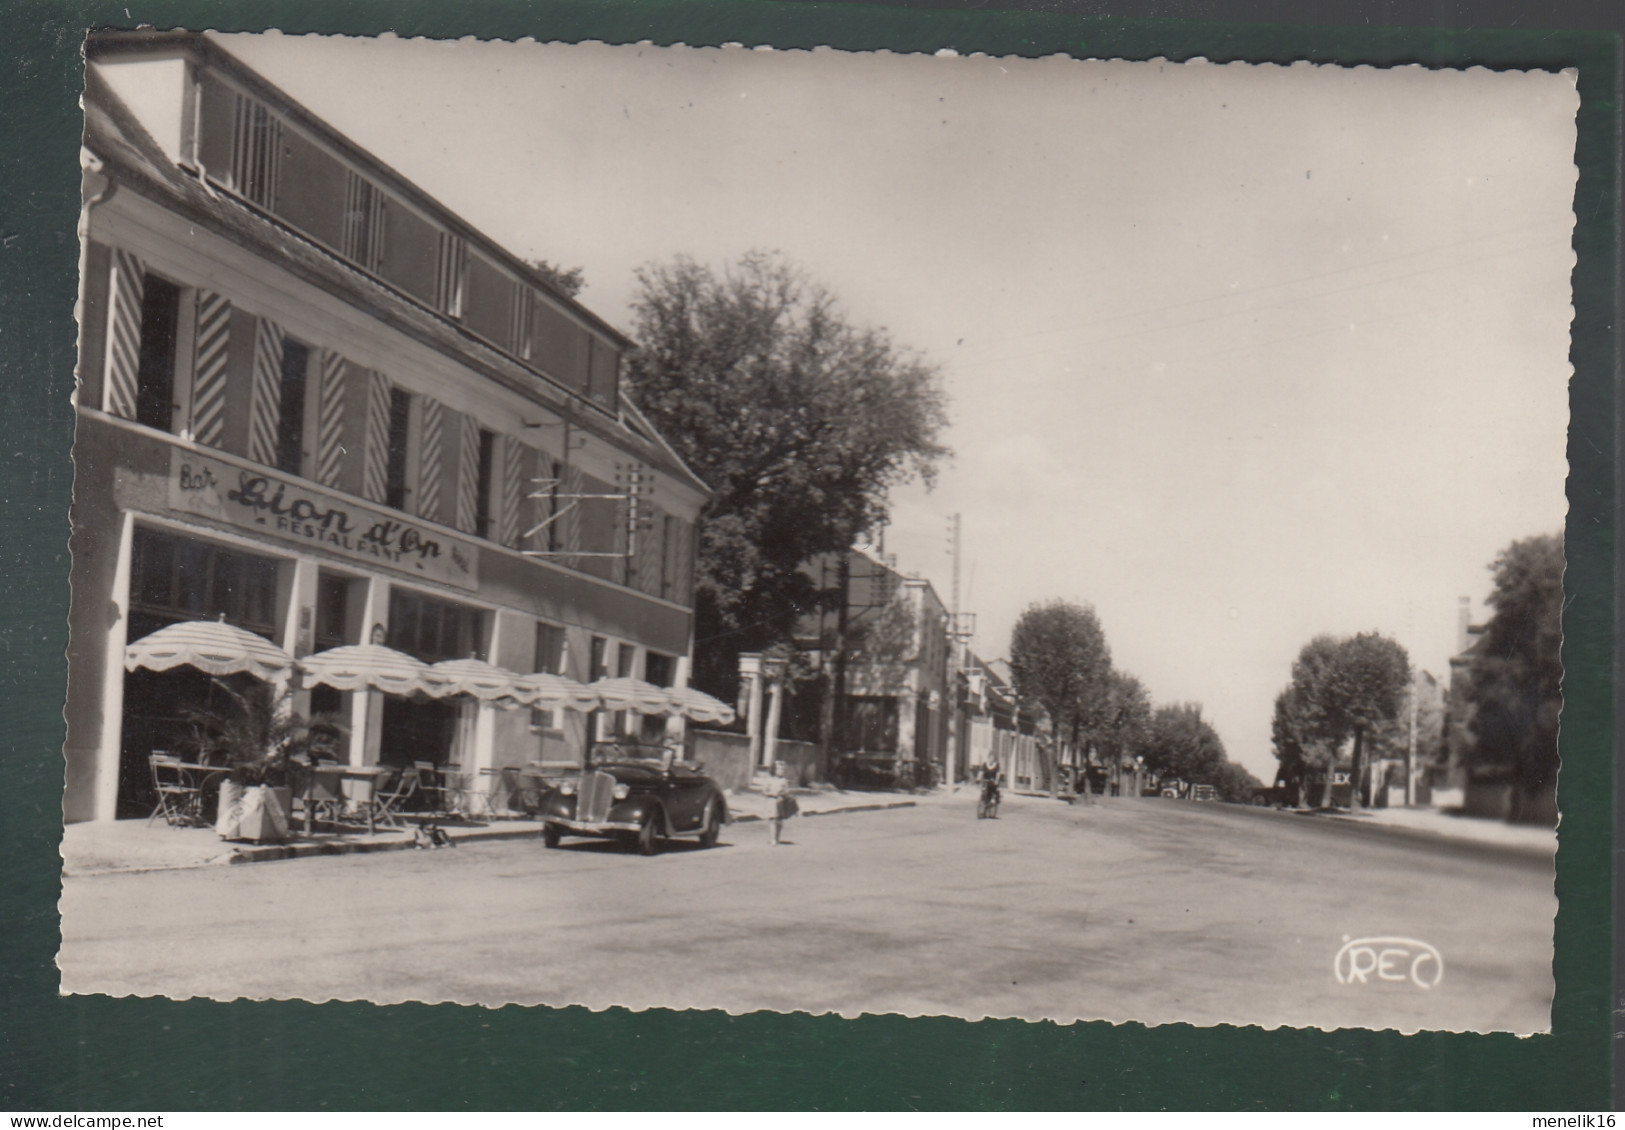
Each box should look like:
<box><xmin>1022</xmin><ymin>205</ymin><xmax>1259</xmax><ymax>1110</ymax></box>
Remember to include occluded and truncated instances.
<box><xmin>222</xmin><ymin>34</ymin><xmax>1576</xmax><ymax>780</ymax></box>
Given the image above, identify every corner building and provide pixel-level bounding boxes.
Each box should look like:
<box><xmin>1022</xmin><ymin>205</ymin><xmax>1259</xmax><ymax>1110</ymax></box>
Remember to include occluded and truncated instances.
<box><xmin>66</xmin><ymin>31</ymin><xmax>708</xmax><ymax>822</ymax></box>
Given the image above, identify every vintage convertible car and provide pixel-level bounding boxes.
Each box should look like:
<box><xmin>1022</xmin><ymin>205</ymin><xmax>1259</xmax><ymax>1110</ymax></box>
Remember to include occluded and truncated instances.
<box><xmin>536</xmin><ymin>743</ymin><xmax>728</xmax><ymax>855</ymax></box>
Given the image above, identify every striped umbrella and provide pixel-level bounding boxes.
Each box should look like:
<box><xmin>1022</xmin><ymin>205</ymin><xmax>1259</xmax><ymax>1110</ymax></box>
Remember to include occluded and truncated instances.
<box><xmin>591</xmin><ymin>677</ymin><xmax>680</xmax><ymax>715</ymax></box>
<box><xmin>424</xmin><ymin>657</ymin><xmax>524</xmax><ymax>703</ymax></box>
<box><xmin>298</xmin><ymin>644</ymin><xmax>432</xmax><ymax>697</ymax></box>
<box><xmin>664</xmin><ymin>685</ymin><xmax>737</xmax><ymax>725</ymax></box>
<box><xmin>511</xmin><ymin>672</ymin><xmax>601</xmax><ymax>712</ymax></box>
<box><xmin>125</xmin><ymin>618</ymin><xmax>294</xmax><ymax>682</ymax></box>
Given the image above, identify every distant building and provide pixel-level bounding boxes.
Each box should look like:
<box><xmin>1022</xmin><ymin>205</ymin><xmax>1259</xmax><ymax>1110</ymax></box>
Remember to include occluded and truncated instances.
<box><xmin>68</xmin><ymin>31</ymin><xmax>707</xmax><ymax>822</ymax></box>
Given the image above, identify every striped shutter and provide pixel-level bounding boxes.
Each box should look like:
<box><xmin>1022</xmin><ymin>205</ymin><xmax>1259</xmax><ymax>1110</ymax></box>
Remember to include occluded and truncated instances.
<box><xmin>561</xmin><ymin>462</ymin><xmax>586</xmax><ymax>556</ymax></box>
<box><xmin>103</xmin><ymin>249</ymin><xmax>145</xmax><ymax>420</ymax></box>
<box><xmin>314</xmin><ymin>349</ymin><xmax>347</xmax><ymax>488</ymax></box>
<box><xmin>361</xmin><ymin>370</ymin><xmax>391</xmax><ymax>504</ymax></box>
<box><xmin>516</xmin><ymin>445</ymin><xmax>542</xmax><ymax>551</ymax></box>
<box><xmin>673</xmin><ymin>519</ymin><xmax>695</xmax><ymax>601</ymax></box>
<box><xmin>247</xmin><ymin>317</ymin><xmax>285</xmax><ymax>467</ymax></box>
<box><xmin>498</xmin><ymin>435</ymin><xmax>523</xmax><ymax>548</ymax></box>
<box><xmin>636</xmin><ymin>502</ymin><xmax>664</xmax><ymax>597</ymax></box>
<box><xmin>454</xmin><ymin>411</ymin><xmax>479</xmax><ymax>533</ymax></box>
<box><xmin>190</xmin><ymin>290</ymin><xmax>231</xmax><ymax>446</ymax></box>
<box><xmin>416</xmin><ymin>397</ymin><xmax>445</xmax><ymax>523</ymax></box>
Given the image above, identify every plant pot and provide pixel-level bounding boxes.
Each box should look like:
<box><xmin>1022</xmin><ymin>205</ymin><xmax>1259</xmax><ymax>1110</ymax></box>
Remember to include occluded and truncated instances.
<box><xmin>216</xmin><ymin>781</ymin><xmax>293</xmax><ymax>844</ymax></box>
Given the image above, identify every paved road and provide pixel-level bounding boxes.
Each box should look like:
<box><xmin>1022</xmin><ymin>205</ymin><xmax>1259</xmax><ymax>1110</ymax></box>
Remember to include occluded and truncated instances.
<box><xmin>59</xmin><ymin>793</ymin><xmax>1554</xmax><ymax>1033</ymax></box>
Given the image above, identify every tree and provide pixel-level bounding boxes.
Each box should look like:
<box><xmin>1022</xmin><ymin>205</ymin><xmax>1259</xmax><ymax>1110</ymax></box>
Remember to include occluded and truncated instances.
<box><xmin>1465</xmin><ymin>533</ymin><xmax>1563</xmax><ymax>815</ymax></box>
<box><xmin>625</xmin><ymin>251</ymin><xmax>950</xmax><ymax>701</ymax></box>
<box><xmin>1275</xmin><ymin>632</ymin><xmax>1410</xmax><ymax>812</ymax></box>
<box><xmin>1007</xmin><ymin>600</ymin><xmax>1113</xmax><ymax>796</ymax></box>
<box><xmin>1272</xmin><ymin>636</ymin><xmax>1343</xmax><ymax>806</ymax></box>
<box><xmin>1092</xmin><ymin>670</ymin><xmax>1152</xmax><ymax>795</ymax></box>
<box><xmin>524</xmin><ymin>258</ymin><xmax>586</xmax><ymax>299</ymax></box>
<box><xmin>1214</xmin><ymin>760</ymin><xmax>1265</xmax><ymax>804</ymax></box>
<box><xmin>1144</xmin><ymin>703</ymin><xmax>1226</xmax><ymax>786</ymax></box>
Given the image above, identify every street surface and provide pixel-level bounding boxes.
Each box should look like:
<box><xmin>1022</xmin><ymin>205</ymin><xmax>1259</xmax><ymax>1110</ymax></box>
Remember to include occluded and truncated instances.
<box><xmin>59</xmin><ymin>794</ymin><xmax>1554</xmax><ymax>1033</ymax></box>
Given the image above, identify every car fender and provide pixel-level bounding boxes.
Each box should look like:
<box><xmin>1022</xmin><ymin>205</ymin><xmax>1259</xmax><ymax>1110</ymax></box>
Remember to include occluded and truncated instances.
<box><xmin>613</xmin><ymin>794</ymin><xmax>666</xmax><ymax>833</ymax></box>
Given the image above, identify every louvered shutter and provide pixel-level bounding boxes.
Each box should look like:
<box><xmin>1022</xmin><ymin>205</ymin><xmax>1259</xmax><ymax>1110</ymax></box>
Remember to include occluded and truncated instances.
<box><xmin>313</xmin><ymin>349</ymin><xmax>347</xmax><ymax>488</ymax></box>
<box><xmin>498</xmin><ymin>435</ymin><xmax>524</xmax><ymax>548</ymax></box>
<box><xmin>416</xmin><ymin>396</ymin><xmax>445</xmax><ymax>523</ymax></box>
<box><xmin>360</xmin><ymin>370</ymin><xmax>392</xmax><ymax>504</ymax></box>
<box><xmin>453</xmin><ymin>411</ymin><xmax>480</xmax><ymax>533</ymax></box>
<box><xmin>190</xmin><ymin>289</ymin><xmax>232</xmax><ymax>447</ymax></box>
<box><xmin>103</xmin><ymin>249</ymin><xmax>145</xmax><ymax>420</ymax></box>
<box><xmin>247</xmin><ymin>317</ymin><xmax>284</xmax><ymax>467</ymax></box>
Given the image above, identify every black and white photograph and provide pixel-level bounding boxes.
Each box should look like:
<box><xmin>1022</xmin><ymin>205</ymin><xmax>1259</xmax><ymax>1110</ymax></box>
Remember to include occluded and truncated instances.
<box><xmin>57</xmin><ymin>28</ymin><xmax>1575</xmax><ymax>1036</ymax></box>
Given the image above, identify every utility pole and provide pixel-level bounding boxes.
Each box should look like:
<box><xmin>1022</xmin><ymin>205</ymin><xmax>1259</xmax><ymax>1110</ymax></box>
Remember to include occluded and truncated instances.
<box><xmin>823</xmin><ymin>552</ymin><xmax>851</xmax><ymax>764</ymax></box>
<box><xmin>946</xmin><ymin>513</ymin><xmax>963</xmax><ymax>788</ymax></box>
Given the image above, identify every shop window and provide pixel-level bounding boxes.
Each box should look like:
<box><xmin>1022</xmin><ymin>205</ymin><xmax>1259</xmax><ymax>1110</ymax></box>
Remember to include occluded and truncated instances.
<box><xmin>475</xmin><ymin>428</ymin><xmax>497</xmax><ymax>540</ymax></box>
<box><xmin>388</xmin><ymin>587</ymin><xmax>485</xmax><ymax>664</ymax></box>
<box><xmin>127</xmin><ymin>528</ymin><xmax>281</xmax><ymax>643</ymax></box>
<box><xmin>384</xmin><ymin>386</ymin><xmax>412</xmax><ymax>511</ymax></box>
<box><xmin>134</xmin><ymin>274</ymin><xmax>182</xmax><ymax>432</ymax></box>
<box><xmin>846</xmin><ymin>696</ymin><xmax>900</xmax><ymax>755</ymax></box>
<box><xmin>275</xmin><ymin>338</ymin><xmax>311</xmax><ymax>476</ymax></box>
<box><xmin>639</xmin><ymin>652</ymin><xmax>676</xmax><ymax>744</ymax></box>
<box><xmin>314</xmin><ymin>573</ymin><xmax>352</xmax><ymax>653</ymax></box>
<box><xmin>529</xmin><ymin>622</ymin><xmax>567</xmax><ymax>731</ymax></box>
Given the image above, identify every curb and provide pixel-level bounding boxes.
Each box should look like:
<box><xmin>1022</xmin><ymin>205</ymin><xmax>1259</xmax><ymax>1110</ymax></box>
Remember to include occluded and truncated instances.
<box><xmin>729</xmin><ymin>799</ymin><xmax>917</xmax><ymax>823</ymax></box>
<box><xmin>228</xmin><ymin>823</ymin><xmax>548</xmax><ymax>864</ymax></box>
<box><xmin>1301</xmin><ymin>809</ymin><xmax>1557</xmax><ymax>860</ymax></box>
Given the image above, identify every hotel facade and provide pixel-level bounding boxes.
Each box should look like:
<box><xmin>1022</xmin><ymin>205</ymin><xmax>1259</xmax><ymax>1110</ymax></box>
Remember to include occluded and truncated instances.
<box><xmin>67</xmin><ymin>31</ymin><xmax>708</xmax><ymax>822</ymax></box>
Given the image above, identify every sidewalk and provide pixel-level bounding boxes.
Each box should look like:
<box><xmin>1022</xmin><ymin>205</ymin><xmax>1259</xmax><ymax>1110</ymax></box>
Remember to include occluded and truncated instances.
<box><xmin>61</xmin><ymin>786</ymin><xmax>931</xmax><ymax>877</ymax></box>
<box><xmin>1300</xmin><ymin>803</ymin><xmax>1558</xmax><ymax>855</ymax></box>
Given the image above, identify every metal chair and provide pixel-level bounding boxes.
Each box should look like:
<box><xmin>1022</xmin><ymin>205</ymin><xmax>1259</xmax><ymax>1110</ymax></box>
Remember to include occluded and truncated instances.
<box><xmin>147</xmin><ymin>753</ymin><xmax>202</xmax><ymax>827</ymax></box>
<box><xmin>341</xmin><ymin>766</ymin><xmax>397</xmax><ymax>835</ymax></box>
<box><xmin>417</xmin><ymin>760</ymin><xmax>464</xmax><ymax>818</ymax></box>
<box><xmin>375</xmin><ymin>765</ymin><xmax>419</xmax><ymax>826</ymax></box>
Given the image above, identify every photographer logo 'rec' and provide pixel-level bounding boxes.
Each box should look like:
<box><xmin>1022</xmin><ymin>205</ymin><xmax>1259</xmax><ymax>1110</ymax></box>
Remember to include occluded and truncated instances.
<box><xmin>1333</xmin><ymin>936</ymin><xmax>1444</xmax><ymax>990</ymax></box>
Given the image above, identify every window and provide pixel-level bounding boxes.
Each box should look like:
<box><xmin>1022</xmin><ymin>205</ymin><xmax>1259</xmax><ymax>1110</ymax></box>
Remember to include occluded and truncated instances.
<box><xmin>846</xmin><ymin>696</ymin><xmax>900</xmax><ymax>755</ymax></box>
<box><xmin>435</xmin><ymin>231</ymin><xmax>467</xmax><ymax>319</ymax></box>
<box><xmin>475</xmin><ymin>428</ymin><xmax>497</xmax><ymax>540</ymax></box>
<box><xmin>614</xmin><ymin>643</ymin><xmax>635</xmax><ymax>737</ymax></box>
<box><xmin>134</xmin><ymin>274</ymin><xmax>182</xmax><ymax>432</ymax></box>
<box><xmin>275</xmin><ymin>338</ymin><xmax>310</xmax><ymax>476</ymax></box>
<box><xmin>128</xmin><ymin>528</ymin><xmax>280</xmax><ymax>643</ymax></box>
<box><xmin>388</xmin><ymin>588</ymin><xmax>485</xmax><ymax>664</ymax></box>
<box><xmin>342</xmin><ymin>172</ymin><xmax>385</xmax><ymax>272</ymax></box>
<box><xmin>529</xmin><ymin>622</ymin><xmax>568</xmax><ymax>731</ymax></box>
<box><xmin>385</xmin><ymin>387</ymin><xmax>412</xmax><ymax>511</ymax></box>
<box><xmin>588</xmin><ymin>635</ymin><xmax>609</xmax><ymax>742</ymax></box>
<box><xmin>639</xmin><ymin>652</ymin><xmax>675</xmax><ymax>743</ymax></box>
<box><xmin>231</xmin><ymin>94</ymin><xmax>281</xmax><ymax>209</ymax></box>
<box><xmin>660</xmin><ymin>514</ymin><xmax>678</xmax><ymax>601</ymax></box>
<box><xmin>314</xmin><ymin>572</ymin><xmax>352</xmax><ymax>653</ymax></box>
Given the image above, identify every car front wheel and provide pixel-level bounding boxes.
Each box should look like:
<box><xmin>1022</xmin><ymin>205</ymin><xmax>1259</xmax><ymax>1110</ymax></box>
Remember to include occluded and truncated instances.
<box><xmin>698</xmin><ymin>799</ymin><xmax>721</xmax><ymax>848</ymax></box>
<box><xmin>634</xmin><ymin>811</ymin><xmax>661</xmax><ymax>856</ymax></box>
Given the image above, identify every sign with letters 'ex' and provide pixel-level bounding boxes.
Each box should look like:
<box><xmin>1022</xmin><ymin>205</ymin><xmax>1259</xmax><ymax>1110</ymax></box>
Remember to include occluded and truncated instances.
<box><xmin>167</xmin><ymin>449</ymin><xmax>480</xmax><ymax>591</ymax></box>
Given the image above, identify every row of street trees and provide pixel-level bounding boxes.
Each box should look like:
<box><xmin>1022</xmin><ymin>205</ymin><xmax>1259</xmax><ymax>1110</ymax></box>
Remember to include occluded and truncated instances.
<box><xmin>1007</xmin><ymin>599</ymin><xmax>1260</xmax><ymax>800</ymax></box>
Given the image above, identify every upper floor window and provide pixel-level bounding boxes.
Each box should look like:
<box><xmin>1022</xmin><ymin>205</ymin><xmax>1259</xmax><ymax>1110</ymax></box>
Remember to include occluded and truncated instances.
<box><xmin>231</xmin><ymin>94</ymin><xmax>281</xmax><ymax>209</ymax></box>
<box><xmin>342</xmin><ymin>172</ymin><xmax>385</xmax><ymax>272</ymax></box>
<box><xmin>435</xmin><ymin>232</ymin><xmax>467</xmax><ymax>320</ymax></box>
<box><xmin>384</xmin><ymin>386</ymin><xmax>412</xmax><ymax>511</ymax></box>
<box><xmin>388</xmin><ymin>587</ymin><xmax>485</xmax><ymax>664</ymax></box>
<box><xmin>475</xmin><ymin>428</ymin><xmax>497</xmax><ymax>540</ymax></box>
<box><xmin>274</xmin><ymin>338</ymin><xmax>311</xmax><ymax>476</ymax></box>
<box><xmin>134</xmin><ymin>273</ymin><xmax>182</xmax><ymax>433</ymax></box>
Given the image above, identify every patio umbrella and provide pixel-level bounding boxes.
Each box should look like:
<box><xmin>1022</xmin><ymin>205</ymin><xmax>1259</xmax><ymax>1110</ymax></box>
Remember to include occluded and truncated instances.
<box><xmin>423</xmin><ymin>657</ymin><xmax>524</xmax><ymax>703</ymax></box>
<box><xmin>298</xmin><ymin>643</ymin><xmax>432</xmax><ymax>697</ymax></box>
<box><xmin>511</xmin><ymin>671</ymin><xmax>601</xmax><ymax>711</ymax></box>
<box><xmin>591</xmin><ymin>676</ymin><xmax>680</xmax><ymax>715</ymax></box>
<box><xmin>664</xmin><ymin>685</ymin><xmax>737</xmax><ymax>725</ymax></box>
<box><xmin>125</xmin><ymin>616</ymin><xmax>293</xmax><ymax>683</ymax></box>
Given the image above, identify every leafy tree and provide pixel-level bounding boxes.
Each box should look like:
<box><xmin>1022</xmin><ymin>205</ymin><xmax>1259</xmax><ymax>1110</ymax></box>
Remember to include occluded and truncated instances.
<box><xmin>1275</xmin><ymin>631</ymin><xmax>1410</xmax><ymax>812</ymax></box>
<box><xmin>1008</xmin><ymin>600</ymin><xmax>1113</xmax><ymax>795</ymax></box>
<box><xmin>1465</xmin><ymin>533</ymin><xmax>1563</xmax><ymax>811</ymax></box>
<box><xmin>1092</xmin><ymin>670</ymin><xmax>1153</xmax><ymax>795</ymax></box>
<box><xmin>625</xmin><ymin>251</ymin><xmax>950</xmax><ymax>700</ymax></box>
<box><xmin>1271</xmin><ymin>636</ymin><xmax>1343</xmax><ymax>806</ymax></box>
<box><xmin>1214</xmin><ymin>760</ymin><xmax>1265</xmax><ymax>804</ymax></box>
<box><xmin>1144</xmin><ymin>703</ymin><xmax>1226</xmax><ymax>786</ymax></box>
<box><xmin>524</xmin><ymin>258</ymin><xmax>587</xmax><ymax>299</ymax></box>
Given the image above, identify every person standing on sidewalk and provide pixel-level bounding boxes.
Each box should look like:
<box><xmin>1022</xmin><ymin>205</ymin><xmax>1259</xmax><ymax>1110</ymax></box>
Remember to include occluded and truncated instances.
<box><xmin>763</xmin><ymin>759</ymin><xmax>797</xmax><ymax>845</ymax></box>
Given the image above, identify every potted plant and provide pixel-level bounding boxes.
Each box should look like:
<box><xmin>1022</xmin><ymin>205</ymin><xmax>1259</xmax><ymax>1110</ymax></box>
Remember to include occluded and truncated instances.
<box><xmin>176</xmin><ymin>679</ymin><xmax>342</xmax><ymax>844</ymax></box>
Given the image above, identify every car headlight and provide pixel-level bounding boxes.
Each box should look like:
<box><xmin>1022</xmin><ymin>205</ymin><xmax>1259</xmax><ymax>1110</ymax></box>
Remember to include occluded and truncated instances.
<box><xmin>612</xmin><ymin>783</ymin><xmax>630</xmax><ymax>800</ymax></box>
<box><xmin>558</xmin><ymin>781</ymin><xmax>576</xmax><ymax>796</ymax></box>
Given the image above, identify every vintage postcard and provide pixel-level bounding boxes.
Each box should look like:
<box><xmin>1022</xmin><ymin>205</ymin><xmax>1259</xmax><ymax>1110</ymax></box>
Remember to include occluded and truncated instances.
<box><xmin>58</xmin><ymin>31</ymin><xmax>1575</xmax><ymax>1034</ymax></box>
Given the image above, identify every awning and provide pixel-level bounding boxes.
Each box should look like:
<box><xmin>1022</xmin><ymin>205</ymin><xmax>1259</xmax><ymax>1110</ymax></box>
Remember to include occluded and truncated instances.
<box><xmin>424</xmin><ymin>657</ymin><xmax>525</xmax><ymax>703</ymax></box>
<box><xmin>125</xmin><ymin>617</ymin><xmax>294</xmax><ymax>683</ymax></box>
<box><xmin>512</xmin><ymin>672</ymin><xmax>601</xmax><ymax>711</ymax></box>
<box><xmin>592</xmin><ymin>677</ymin><xmax>680</xmax><ymax>714</ymax></box>
<box><xmin>298</xmin><ymin>644</ymin><xmax>432</xmax><ymax>696</ymax></box>
<box><xmin>664</xmin><ymin>685</ymin><xmax>737</xmax><ymax>725</ymax></box>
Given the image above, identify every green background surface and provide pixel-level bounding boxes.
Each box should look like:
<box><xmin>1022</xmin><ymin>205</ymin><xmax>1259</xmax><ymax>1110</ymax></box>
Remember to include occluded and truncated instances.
<box><xmin>1</xmin><ymin>0</ymin><xmax>1615</xmax><ymax>1111</ymax></box>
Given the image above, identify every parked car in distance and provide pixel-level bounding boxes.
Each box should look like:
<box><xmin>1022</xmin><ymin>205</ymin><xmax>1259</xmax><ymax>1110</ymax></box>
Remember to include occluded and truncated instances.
<box><xmin>1191</xmin><ymin>784</ymin><xmax>1218</xmax><ymax>802</ymax></box>
<box><xmin>535</xmin><ymin>742</ymin><xmax>727</xmax><ymax>855</ymax></box>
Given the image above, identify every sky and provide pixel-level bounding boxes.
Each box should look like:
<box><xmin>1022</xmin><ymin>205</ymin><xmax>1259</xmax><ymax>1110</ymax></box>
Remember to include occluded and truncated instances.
<box><xmin>221</xmin><ymin>34</ymin><xmax>1577</xmax><ymax>780</ymax></box>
